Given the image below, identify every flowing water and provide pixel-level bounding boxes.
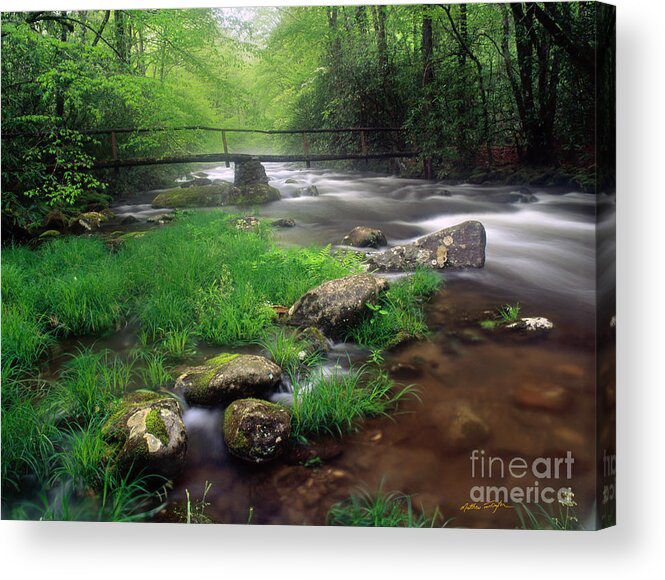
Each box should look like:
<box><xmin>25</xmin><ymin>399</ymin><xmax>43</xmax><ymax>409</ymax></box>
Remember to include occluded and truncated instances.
<box><xmin>110</xmin><ymin>163</ymin><xmax>614</xmax><ymax>528</ymax></box>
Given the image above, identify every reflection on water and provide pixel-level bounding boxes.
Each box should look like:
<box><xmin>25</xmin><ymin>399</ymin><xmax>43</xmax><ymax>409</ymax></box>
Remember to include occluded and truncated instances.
<box><xmin>110</xmin><ymin>162</ymin><xmax>609</xmax><ymax>528</ymax></box>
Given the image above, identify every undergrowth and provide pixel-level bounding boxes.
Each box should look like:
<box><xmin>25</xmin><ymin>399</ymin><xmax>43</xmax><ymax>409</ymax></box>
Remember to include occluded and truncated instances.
<box><xmin>290</xmin><ymin>363</ymin><xmax>417</xmax><ymax>439</ymax></box>
<box><xmin>347</xmin><ymin>268</ymin><xmax>441</xmax><ymax>348</ymax></box>
<box><xmin>327</xmin><ymin>482</ymin><xmax>449</xmax><ymax>527</ymax></box>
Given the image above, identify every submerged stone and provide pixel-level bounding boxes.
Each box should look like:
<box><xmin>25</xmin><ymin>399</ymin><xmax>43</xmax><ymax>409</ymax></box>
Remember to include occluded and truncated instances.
<box><xmin>223</xmin><ymin>398</ymin><xmax>291</xmax><ymax>463</ymax></box>
<box><xmin>443</xmin><ymin>402</ymin><xmax>491</xmax><ymax>452</ymax></box>
<box><xmin>272</xmin><ymin>218</ymin><xmax>296</xmax><ymax>228</ymax></box>
<box><xmin>101</xmin><ymin>391</ymin><xmax>187</xmax><ymax>479</ymax></box>
<box><xmin>365</xmin><ymin>220</ymin><xmax>486</xmax><ymax>271</ymax></box>
<box><xmin>175</xmin><ymin>353</ymin><xmax>282</xmax><ymax>407</ymax></box>
<box><xmin>288</xmin><ymin>274</ymin><xmax>389</xmax><ymax>340</ymax></box>
<box><xmin>513</xmin><ymin>383</ymin><xmax>571</xmax><ymax>413</ymax></box>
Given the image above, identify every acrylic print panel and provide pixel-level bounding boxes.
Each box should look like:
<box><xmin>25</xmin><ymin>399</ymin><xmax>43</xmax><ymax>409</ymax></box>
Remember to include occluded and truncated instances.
<box><xmin>0</xmin><ymin>2</ymin><xmax>615</xmax><ymax>530</ymax></box>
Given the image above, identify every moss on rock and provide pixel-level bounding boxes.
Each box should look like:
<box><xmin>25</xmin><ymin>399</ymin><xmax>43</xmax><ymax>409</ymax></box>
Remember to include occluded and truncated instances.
<box><xmin>145</xmin><ymin>408</ymin><xmax>170</xmax><ymax>446</ymax></box>
<box><xmin>223</xmin><ymin>398</ymin><xmax>291</xmax><ymax>463</ymax></box>
<box><xmin>175</xmin><ymin>354</ymin><xmax>282</xmax><ymax>407</ymax></box>
<box><xmin>151</xmin><ymin>183</ymin><xmax>234</xmax><ymax>208</ymax></box>
<box><xmin>228</xmin><ymin>184</ymin><xmax>281</xmax><ymax>205</ymax></box>
<box><xmin>101</xmin><ymin>391</ymin><xmax>187</xmax><ymax>479</ymax></box>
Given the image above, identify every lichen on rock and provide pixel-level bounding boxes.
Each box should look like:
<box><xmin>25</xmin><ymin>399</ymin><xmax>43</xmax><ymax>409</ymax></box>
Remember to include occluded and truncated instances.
<box><xmin>101</xmin><ymin>390</ymin><xmax>187</xmax><ymax>479</ymax></box>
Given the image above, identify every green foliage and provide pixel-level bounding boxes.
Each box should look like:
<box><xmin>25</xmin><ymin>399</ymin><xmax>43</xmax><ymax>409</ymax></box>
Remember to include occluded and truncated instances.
<box><xmin>348</xmin><ymin>269</ymin><xmax>441</xmax><ymax>348</ymax></box>
<box><xmin>258</xmin><ymin>328</ymin><xmax>325</xmax><ymax>381</ymax></box>
<box><xmin>497</xmin><ymin>303</ymin><xmax>521</xmax><ymax>323</ymax></box>
<box><xmin>290</xmin><ymin>364</ymin><xmax>416</xmax><ymax>439</ymax></box>
<box><xmin>133</xmin><ymin>351</ymin><xmax>173</xmax><ymax>388</ymax></box>
<box><xmin>54</xmin><ymin>348</ymin><xmax>132</xmax><ymax>423</ymax></box>
<box><xmin>50</xmin><ymin>420</ymin><xmax>110</xmax><ymax>492</ymax></box>
<box><xmin>327</xmin><ymin>483</ymin><xmax>448</xmax><ymax>528</ymax></box>
<box><xmin>2</xmin><ymin>211</ymin><xmax>362</xmax><ymax>382</ymax></box>
<box><xmin>515</xmin><ymin>490</ymin><xmax>583</xmax><ymax>531</ymax></box>
<box><xmin>1</xmin><ymin>379</ymin><xmax>60</xmax><ymax>489</ymax></box>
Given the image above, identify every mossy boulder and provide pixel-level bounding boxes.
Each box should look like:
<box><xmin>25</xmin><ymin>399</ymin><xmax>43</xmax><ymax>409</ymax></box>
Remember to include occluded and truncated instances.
<box><xmin>228</xmin><ymin>183</ymin><xmax>281</xmax><ymax>205</ymax></box>
<box><xmin>223</xmin><ymin>398</ymin><xmax>291</xmax><ymax>463</ymax></box>
<box><xmin>151</xmin><ymin>183</ymin><xmax>234</xmax><ymax>208</ymax></box>
<box><xmin>175</xmin><ymin>353</ymin><xmax>282</xmax><ymax>407</ymax></box>
<box><xmin>151</xmin><ymin>181</ymin><xmax>279</xmax><ymax>208</ymax></box>
<box><xmin>180</xmin><ymin>177</ymin><xmax>212</xmax><ymax>188</ymax></box>
<box><xmin>69</xmin><ymin>211</ymin><xmax>112</xmax><ymax>234</ymax></box>
<box><xmin>288</xmin><ymin>274</ymin><xmax>389</xmax><ymax>341</ymax></box>
<box><xmin>101</xmin><ymin>391</ymin><xmax>187</xmax><ymax>479</ymax></box>
<box><xmin>342</xmin><ymin>226</ymin><xmax>387</xmax><ymax>248</ymax></box>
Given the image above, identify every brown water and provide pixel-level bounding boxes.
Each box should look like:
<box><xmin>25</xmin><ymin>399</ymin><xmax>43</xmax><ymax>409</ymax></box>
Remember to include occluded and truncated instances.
<box><xmin>110</xmin><ymin>163</ymin><xmax>613</xmax><ymax>527</ymax></box>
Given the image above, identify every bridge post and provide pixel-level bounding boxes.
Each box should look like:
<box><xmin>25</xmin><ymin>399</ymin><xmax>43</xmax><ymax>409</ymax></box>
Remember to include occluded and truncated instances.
<box><xmin>302</xmin><ymin>132</ymin><xmax>311</xmax><ymax>168</ymax></box>
<box><xmin>221</xmin><ymin>131</ymin><xmax>230</xmax><ymax>168</ymax></box>
<box><xmin>359</xmin><ymin>129</ymin><xmax>368</xmax><ymax>165</ymax></box>
<box><xmin>111</xmin><ymin>131</ymin><xmax>119</xmax><ymax>175</ymax></box>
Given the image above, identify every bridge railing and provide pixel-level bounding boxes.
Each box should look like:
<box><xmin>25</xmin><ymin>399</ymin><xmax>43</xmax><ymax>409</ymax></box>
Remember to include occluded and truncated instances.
<box><xmin>1</xmin><ymin>125</ymin><xmax>417</xmax><ymax>170</ymax></box>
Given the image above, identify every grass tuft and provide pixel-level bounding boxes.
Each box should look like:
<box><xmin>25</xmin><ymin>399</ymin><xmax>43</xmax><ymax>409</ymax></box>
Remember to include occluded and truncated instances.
<box><xmin>290</xmin><ymin>363</ymin><xmax>416</xmax><ymax>439</ymax></box>
<box><xmin>327</xmin><ymin>482</ymin><xmax>448</xmax><ymax>527</ymax></box>
<box><xmin>348</xmin><ymin>268</ymin><xmax>441</xmax><ymax>349</ymax></box>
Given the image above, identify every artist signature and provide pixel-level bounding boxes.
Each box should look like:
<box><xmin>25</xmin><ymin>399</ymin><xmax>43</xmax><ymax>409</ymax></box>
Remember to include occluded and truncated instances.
<box><xmin>460</xmin><ymin>501</ymin><xmax>513</xmax><ymax>514</ymax></box>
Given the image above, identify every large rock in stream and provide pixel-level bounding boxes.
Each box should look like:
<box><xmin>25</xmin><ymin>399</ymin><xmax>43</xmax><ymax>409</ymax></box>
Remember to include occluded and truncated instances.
<box><xmin>343</xmin><ymin>226</ymin><xmax>387</xmax><ymax>249</ymax></box>
<box><xmin>288</xmin><ymin>274</ymin><xmax>389</xmax><ymax>340</ymax></box>
<box><xmin>223</xmin><ymin>398</ymin><xmax>291</xmax><ymax>463</ymax></box>
<box><xmin>101</xmin><ymin>391</ymin><xmax>187</xmax><ymax>479</ymax></box>
<box><xmin>175</xmin><ymin>353</ymin><xmax>282</xmax><ymax>407</ymax></box>
<box><xmin>152</xmin><ymin>183</ymin><xmax>234</xmax><ymax>208</ymax></box>
<box><xmin>152</xmin><ymin>159</ymin><xmax>280</xmax><ymax>208</ymax></box>
<box><xmin>366</xmin><ymin>220</ymin><xmax>486</xmax><ymax>271</ymax></box>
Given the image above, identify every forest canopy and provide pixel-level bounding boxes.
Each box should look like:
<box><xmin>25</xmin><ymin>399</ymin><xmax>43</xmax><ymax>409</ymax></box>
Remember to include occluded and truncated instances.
<box><xmin>1</xmin><ymin>4</ymin><xmax>615</xmax><ymax>237</ymax></box>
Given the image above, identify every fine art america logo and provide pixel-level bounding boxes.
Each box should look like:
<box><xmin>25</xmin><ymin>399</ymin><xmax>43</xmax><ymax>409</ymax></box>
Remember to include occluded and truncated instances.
<box><xmin>460</xmin><ymin>449</ymin><xmax>576</xmax><ymax>513</ymax></box>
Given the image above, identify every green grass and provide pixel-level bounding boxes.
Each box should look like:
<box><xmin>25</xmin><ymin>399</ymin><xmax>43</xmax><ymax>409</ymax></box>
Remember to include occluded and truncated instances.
<box><xmin>327</xmin><ymin>483</ymin><xmax>448</xmax><ymax>527</ymax></box>
<box><xmin>54</xmin><ymin>347</ymin><xmax>133</xmax><ymax>424</ymax></box>
<box><xmin>515</xmin><ymin>491</ymin><xmax>583</xmax><ymax>530</ymax></box>
<box><xmin>497</xmin><ymin>303</ymin><xmax>521</xmax><ymax>323</ymax></box>
<box><xmin>50</xmin><ymin>419</ymin><xmax>110</xmax><ymax>492</ymax></box>
<box><xmin>2</xmin><ymin>211</ymin><xmax>365</xmax><ymax>380</ymax></box>
<box><xmin>133</xmin><ymin>351</ymin><xmax>173</xmax><ymax>388</ymax></box>
<box><xmin>1</xmin><ymin>211</ymin><xmax>438</xmax><ymax>521</ymax></box>
<box><xmin>1</xmin><ymin>379</ymin><xmax>60</xmax><ymax>489</ymax></box>
<box><xmin>290</xmin><ymin>364</ymin><xmax>416</xmax><ymax>439</ymax></box>
<box><xmin>258</xmin><ymin>328</ymin><xmax>325</xmax><ymax>380</ymax></box>
<box><xmin>348</xmin><ymin>268</ymin><xmax>441</xmax><ymax>349</ymax></box>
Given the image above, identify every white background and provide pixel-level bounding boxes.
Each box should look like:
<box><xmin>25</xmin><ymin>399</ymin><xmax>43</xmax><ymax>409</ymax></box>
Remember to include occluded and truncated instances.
<box><xmin>0</xmin><ymin>0</ymin><xmax>662</xmax><ymax>578</ymax></box>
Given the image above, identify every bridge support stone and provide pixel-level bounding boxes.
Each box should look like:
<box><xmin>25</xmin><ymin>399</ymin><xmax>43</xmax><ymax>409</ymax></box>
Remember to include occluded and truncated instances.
<box><xmin>234</xmin><ymin>158</ymin><xmax>269</xmax><ymax>187</ymax></box>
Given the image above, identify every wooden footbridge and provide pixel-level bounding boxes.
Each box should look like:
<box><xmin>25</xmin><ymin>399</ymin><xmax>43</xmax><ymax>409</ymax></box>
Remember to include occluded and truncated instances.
<box><xmin>3</xmin><ymin>125</ymin><xmax>420</xmax><ymax>170</ymax></box>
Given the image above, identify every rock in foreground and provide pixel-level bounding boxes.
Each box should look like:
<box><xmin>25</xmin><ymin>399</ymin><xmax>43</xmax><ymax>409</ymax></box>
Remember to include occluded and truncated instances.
<box><xmin>102</xmin><ymin>391</ymin><xmax>187</xmax><ymax>479</ymax></box>
<box><xmin>175</xmin><ymin>353</ymin><xmax>282</xmax><ymax>407</ymax></box>
<box><xmin>224</xmin><ymin>398</ymin><xmax>291</xmax><ymax>463</ymax></box>
<box><xmin>365</xmin><ymin>220</ymin><xmax>486</xmax><ymax>271</ymax></box>
<box><xmin>288</xmin><ymin>274</ymin><xmax>389</xmax><ymax>340</ymax></box>
<box><xmin>343</xmin><ymin>226</ymin><xmax>387</xmax><ymax>248</ymax></box>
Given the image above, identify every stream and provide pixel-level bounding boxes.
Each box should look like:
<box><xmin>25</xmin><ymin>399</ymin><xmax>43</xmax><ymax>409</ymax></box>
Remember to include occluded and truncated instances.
<box><xmin>108</xmin><ymin>162</ymin><xmax>613</xmax><ymax>527</ymax></box>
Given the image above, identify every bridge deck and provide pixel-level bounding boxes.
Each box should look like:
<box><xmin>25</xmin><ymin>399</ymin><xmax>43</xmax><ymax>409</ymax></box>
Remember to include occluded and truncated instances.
<box><xmin>91</xmin><ymin>151</ymin><xmax>419</xmax><ymax>170</ymax></box>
